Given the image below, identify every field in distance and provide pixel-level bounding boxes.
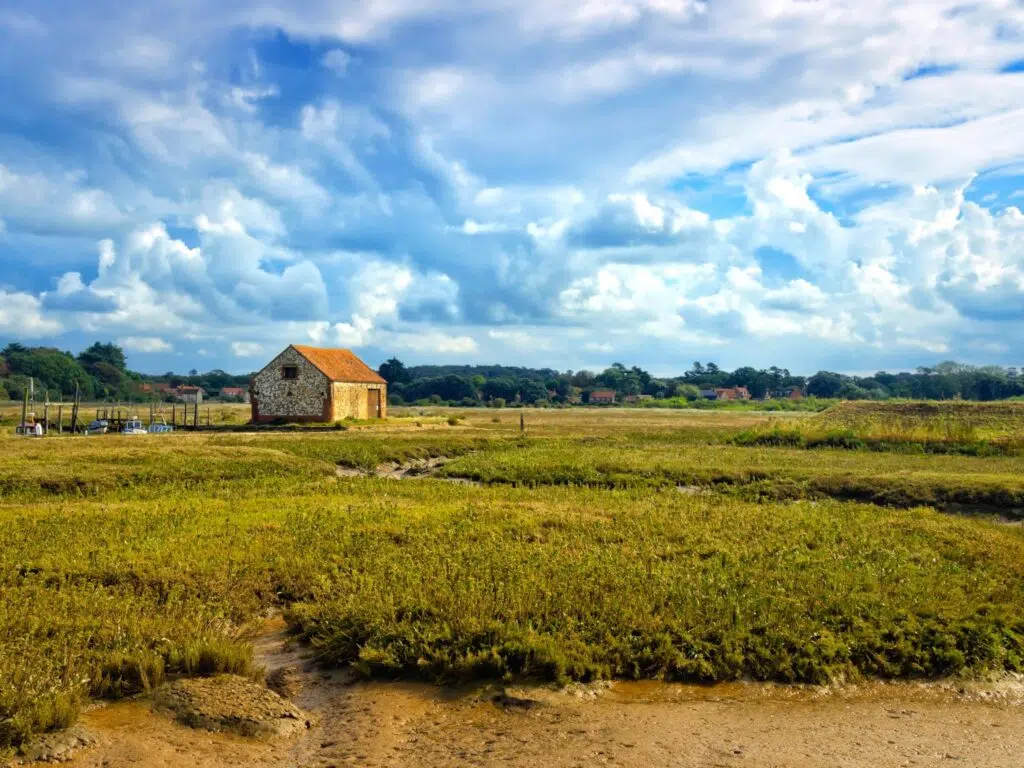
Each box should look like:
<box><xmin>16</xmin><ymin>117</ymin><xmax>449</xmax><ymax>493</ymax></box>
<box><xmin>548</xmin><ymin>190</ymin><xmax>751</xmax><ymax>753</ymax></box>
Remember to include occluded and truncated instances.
<box><xmin>1</xmin><ymin>403</ymin><xmax>1023</xmax><ymax>754</ymax></box>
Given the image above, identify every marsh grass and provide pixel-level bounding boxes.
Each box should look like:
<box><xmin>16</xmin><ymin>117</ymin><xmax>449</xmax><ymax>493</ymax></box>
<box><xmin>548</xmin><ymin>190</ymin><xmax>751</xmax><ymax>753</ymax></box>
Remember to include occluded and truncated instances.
<box><xmin>817</xmin><ymin>401</ymin><xmax>1024</xmax><ymax>441</ymax></box>
<box><xmin>730</xmin><ymin>422</ymin><xmax>1015</xmax><ymax>457</ymax></box>
<box><xmin>730</xmin><ymin>402</ymin><xmax>1024</xmax><ymax>457</ymax></box>
<box><xmin>2</xmin><ymin>407</ymin><xmax>1024</xmax><ymax>749</ymax></box>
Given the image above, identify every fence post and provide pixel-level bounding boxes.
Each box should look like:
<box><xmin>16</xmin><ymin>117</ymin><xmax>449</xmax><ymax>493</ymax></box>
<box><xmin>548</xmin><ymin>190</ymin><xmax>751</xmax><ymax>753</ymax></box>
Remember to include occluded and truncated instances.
<box><xmin>58</xmin><ymin>404</ymin><xmax>63</xmax><ymax>435</ymax></box>
<box><xmin>71</xmin><ymin>383</ymin><xmax>80</xmax><ymax>433</ymax></box>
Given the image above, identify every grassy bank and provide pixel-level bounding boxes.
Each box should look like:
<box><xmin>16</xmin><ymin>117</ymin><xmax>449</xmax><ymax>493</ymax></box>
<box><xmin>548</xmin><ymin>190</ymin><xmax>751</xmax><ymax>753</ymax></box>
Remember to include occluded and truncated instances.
<box><xmin>2</xmin><ymin>407</ymin><xmax>1024</xmax><ymax>750</ymax></box>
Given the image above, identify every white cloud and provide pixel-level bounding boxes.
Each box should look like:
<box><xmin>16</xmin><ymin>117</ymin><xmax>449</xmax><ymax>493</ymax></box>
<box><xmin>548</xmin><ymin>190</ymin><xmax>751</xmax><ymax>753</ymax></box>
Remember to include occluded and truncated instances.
<box><xmin>0</xmin><ymin>164</ymin><xmax>124</xmax><ymax>232</ymax></box>
<box><xmin>241</xmin><ymin>153</ymin><xmax>329</xmax><ymax>207</ymax></box>
<box><xmin>0</xmin><ymin>289</ymin><xmax>61</xmax><ymax>337</ymax></box>
<box><xmin>231</xmin><ymin>341</ymin><xmax>265</xmax><ymax>357</ymax></box>
<box><xmin>321</xmin><ymin>49</ymin><xmax>352</xmax><ymax>75</ymax></box>
<box><xmin>229</xmin><ymin>85</ymin><xmax>279</xmax><ymax>112</ymax></box>
<box><xmin>5</xmin><ymin>0</ymin><xmax>1024</xmax><ymax>374</ymax></box>
<box><xmin>118</xmin><ymin>336</ymin><xmax>173</xmax><ymax>353</ymax></box>
<box><xmin>488</xmin><ymin>328</ymin><xmax>551</xmax><ymax>350</ymax></box>
<box><xmin>392</xmin><ymin>331</ymin><xmax>478</xmax><ymax>355</ymax></box>
<box><xmin>458</xmin><ymin>219</ymin><xmax>506</xmax><ymax>235</ymax></box>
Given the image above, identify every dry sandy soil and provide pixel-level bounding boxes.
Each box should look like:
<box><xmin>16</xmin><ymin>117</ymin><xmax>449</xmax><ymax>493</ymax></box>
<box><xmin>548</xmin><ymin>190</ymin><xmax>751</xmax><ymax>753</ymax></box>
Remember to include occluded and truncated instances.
<box><xmin>24</xmin><ymin>618</ymin><xmax>1024</xmax><ymax>768</ymax></box>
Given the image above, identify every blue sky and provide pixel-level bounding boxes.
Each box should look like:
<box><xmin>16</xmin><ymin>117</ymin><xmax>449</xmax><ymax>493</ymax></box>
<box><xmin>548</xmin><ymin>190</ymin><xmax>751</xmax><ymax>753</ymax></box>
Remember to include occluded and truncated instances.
<box><xmin>1</xmin><ymin>0</ymin><xmax>1024</xmax><ymax>375</ymax></box>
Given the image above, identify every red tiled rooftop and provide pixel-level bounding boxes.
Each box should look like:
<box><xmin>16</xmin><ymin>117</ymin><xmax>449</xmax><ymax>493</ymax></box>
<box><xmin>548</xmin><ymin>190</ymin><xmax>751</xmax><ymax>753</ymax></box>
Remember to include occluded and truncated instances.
<box><xmin>291</xmin><ymin>345</ymin><xmax>386</xmax><ymax>384</ymax></box>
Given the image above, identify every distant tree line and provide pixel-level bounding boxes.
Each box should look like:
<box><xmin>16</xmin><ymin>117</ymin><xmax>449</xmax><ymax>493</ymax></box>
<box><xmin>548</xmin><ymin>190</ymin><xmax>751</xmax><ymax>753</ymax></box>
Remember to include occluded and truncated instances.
<box><xmin>377</xmin><ymin>357</ymin><xmax>1024</xmax><ymax>407</ymax></box>
<box><xmin>5</xmin><ymin>340</ymin><xmax>1024</xmax><ymax>407</ymax></box>
<box><xmin>0</xmin><ymin>342</ymin><xmax>252</xmax><ymax>402</ymax></box>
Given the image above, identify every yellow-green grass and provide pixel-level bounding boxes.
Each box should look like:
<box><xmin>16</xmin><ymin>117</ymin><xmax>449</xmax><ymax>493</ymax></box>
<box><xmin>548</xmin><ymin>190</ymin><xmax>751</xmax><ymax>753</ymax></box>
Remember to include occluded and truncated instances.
<box><xmin>437</xmin><ymin>435</ymin><xmax>1024</xmax><ymax>512</ymax></box>
<box><xmin>815</xmin><ymin>401</ymin><xmax>1024</xmax><ymax>442</ymax></box>
<box><xmin>2</xmin><ymin>407</ymin><xmax>1024</xmax><ymax>750</ymax></box>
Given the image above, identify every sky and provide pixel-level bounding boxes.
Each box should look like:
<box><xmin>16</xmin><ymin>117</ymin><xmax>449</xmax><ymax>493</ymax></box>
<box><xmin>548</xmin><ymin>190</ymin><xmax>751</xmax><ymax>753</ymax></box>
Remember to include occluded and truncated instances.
<box><xmin>1</xmin><ymin>1</ymin><xmax>1024</xmax><ymax>376</ymax></box>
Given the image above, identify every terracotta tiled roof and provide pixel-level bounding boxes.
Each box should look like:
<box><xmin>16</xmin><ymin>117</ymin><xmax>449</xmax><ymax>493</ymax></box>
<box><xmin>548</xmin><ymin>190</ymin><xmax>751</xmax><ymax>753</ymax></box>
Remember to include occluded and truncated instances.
<box><xmin>291</xmin><ymin>345</ymin><xmax>386</xmax><ymax>384</ymax></box>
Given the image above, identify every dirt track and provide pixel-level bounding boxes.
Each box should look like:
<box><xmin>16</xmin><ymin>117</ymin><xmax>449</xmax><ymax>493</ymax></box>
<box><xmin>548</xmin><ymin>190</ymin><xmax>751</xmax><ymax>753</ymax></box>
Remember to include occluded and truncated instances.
<box><xmin>43</xmin><ymin>619</ymin><xmax>1024</xmax><ymax>768</ymax></box>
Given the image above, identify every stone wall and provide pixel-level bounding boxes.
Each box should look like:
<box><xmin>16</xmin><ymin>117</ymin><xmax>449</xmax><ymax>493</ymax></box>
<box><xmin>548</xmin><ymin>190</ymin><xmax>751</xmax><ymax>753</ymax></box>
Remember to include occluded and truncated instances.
<box><xmin>251</xmin><ymin>347</ymin><xmax>331</xmax><ymax>422</ymax></box>
<box><xmin>332</xmin><ymin>382</ymin><xmax>387</xmax><ymax>420</ymax></box>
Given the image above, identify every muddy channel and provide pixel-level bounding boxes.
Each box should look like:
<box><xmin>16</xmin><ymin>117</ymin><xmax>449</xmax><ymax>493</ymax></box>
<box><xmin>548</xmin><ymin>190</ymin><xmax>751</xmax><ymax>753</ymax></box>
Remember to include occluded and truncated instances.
<box><xmin>14</xmin><ymin>615</ymin><xmax>1022</xmax><ymax>768</ymax></box>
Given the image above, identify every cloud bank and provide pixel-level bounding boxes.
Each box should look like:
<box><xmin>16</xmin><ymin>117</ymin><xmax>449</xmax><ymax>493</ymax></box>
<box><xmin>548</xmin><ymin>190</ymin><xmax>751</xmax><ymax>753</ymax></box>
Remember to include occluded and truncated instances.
<box><xmin>1</xmin><ymin>0</ymin><xmax>1023</xmax><ymax>373</ymax></box>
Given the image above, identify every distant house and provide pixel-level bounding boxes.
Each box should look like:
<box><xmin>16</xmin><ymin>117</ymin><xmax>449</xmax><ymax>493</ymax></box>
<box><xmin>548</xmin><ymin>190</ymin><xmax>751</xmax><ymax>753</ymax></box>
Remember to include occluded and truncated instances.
<box><xmin>623</xmin><ymin>393</ymin><xmax>651</xmax><ymax>403</ymax></box>
<box><xmin>715</xmin><ymin>387</ymin><xmax>751</xmax><ymax>401</ymax></box>
<box><xmin>251</xmin><ymin>345</ymin><xmax>387</xmax><ymax>423</ymax></box>
<box><xmin>700</xmin><ymin>389</ymin><xmax>718</xmax><ymax>400</ymax></box>
<box><xmin>771</xmin><ymin>386</ymin><xmax>804</xmax><ymax>400</ymax></box>
<box><xmin>589</xmin><ymin>389</ymin><xmax>616</xmax><ymax>405</ymax></box>
<box><xmin>177</xmin><ymin>386</ymin><xmax>204</xmax><ymax>405</ymax></box>
<box><xmin>220</xmin><ymin>386</ymin><xmax>250</xmax><ymax>403</ymax></box>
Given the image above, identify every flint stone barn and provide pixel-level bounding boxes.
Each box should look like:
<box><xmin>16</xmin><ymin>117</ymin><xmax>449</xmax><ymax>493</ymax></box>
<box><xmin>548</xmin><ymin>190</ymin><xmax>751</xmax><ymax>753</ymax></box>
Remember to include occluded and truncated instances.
<box><xmin>250</xmin><ymin>345</ymin><xmax>387</xmax><ymax>423</ymax></box>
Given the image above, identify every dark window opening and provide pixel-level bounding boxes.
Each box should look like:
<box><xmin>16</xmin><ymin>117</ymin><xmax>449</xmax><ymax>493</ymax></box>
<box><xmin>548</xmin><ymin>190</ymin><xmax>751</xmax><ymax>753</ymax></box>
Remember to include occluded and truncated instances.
<box><xmin>282</xmin><ymin>365</ymin><xmax>298</xmax><ymax>380</ymax></box>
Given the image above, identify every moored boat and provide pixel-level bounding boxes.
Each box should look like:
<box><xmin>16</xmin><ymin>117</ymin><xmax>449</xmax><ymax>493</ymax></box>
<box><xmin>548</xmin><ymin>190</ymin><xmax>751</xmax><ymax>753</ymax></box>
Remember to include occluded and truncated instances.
<box><xmin>121</xmin><ymin>419</ymin><xmax>148</xmax><ymax>435</ymax></box>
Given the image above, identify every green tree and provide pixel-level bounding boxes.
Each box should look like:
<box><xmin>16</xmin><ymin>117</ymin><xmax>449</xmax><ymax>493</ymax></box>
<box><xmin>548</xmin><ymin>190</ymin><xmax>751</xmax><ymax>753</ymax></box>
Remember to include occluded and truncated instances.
<box><xmin>806</xmin><ymin>371</ymin><xmax>844</xmax><ymax>398</ymax></box>
<box><xmin>519</xmin><ymin>379</ymin><xmax>550</xmax><ymax>404</ymax></box>
<box><xmin>77</xmin><ymin>342</ymin><xmax>126</xmax><ymax>372</ymax></box>
<box><xmin>3</xmin><ymin>344</ymin><xmax>93</xmax><ymax>397</ymax></box>
<box><xmin>378</xmin><ymin>357</ymin><xmax>411</xmax><ymax>385</ymax></box>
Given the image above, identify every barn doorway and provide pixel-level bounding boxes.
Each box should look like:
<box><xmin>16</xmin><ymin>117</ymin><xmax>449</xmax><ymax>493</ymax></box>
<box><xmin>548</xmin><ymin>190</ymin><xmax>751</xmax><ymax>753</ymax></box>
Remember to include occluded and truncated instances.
<box><xmin>367</xmin><ymin>388</ymin><xmax>381</xmax><ymax>418</ymax></box>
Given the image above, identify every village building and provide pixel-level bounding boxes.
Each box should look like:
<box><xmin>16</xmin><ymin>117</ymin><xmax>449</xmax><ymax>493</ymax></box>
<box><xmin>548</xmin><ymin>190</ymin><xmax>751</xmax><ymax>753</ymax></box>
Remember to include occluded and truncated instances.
<box><xmin>250</xmin><ymin>345</ymin><xmax>387</xmax><ymax>423</ymax></box>
<box><xmin>715</xmin><ymin>386</ymin><xmax>751</xmax><ymax>401</ymax></box>
<box><xmin>589</xmin><ymin>389</ymin><xmax>616</xmax><ymax>404</ymax></box>
<box><xmin>220</xmin><ymin>386</ymin><xmax>250</xmax><ymax>403</ymax></box>
<box><xmin>177</xmin><ymin>385</ymin><xmax>204</xmax><ymax>405</ymax></box>
<box><xmin>771</xmin><ymin>386</ymin><xmax>804</xmax><ymax>400</ymax></box>
<box><xmin>623</xmin><ymin>393</ymin><xmax>652</xmax><ymax>403</ymax></box>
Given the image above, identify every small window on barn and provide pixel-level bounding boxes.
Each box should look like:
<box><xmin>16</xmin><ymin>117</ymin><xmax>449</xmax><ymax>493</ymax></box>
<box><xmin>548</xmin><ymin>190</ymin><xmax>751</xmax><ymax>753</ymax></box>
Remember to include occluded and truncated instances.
<box><xmin>282</xmin><ymin>365</ymin><xmax>298</xmax><ymax>380</ymax></box>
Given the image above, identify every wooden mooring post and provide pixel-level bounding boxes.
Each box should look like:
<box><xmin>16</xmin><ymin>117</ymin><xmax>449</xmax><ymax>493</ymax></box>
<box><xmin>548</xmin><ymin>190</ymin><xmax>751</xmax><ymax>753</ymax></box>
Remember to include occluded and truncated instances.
<box><xmin>71</xmin><ymin>383</ymin><xmax>80</xmax><ymax>434</ymax></box>
<box><xmin>57</xmin><ymin>404</ymin><xmax>63</xmax><ymax>435</ymax></box>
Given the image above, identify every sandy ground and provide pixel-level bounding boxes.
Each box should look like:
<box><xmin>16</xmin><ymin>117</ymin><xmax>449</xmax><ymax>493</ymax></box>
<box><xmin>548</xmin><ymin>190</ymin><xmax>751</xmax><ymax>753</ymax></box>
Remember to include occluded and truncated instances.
<box><xmin>32</xmin><ymin>619</ymin><xmax>1024</xmax><ymax>768</ymax></box>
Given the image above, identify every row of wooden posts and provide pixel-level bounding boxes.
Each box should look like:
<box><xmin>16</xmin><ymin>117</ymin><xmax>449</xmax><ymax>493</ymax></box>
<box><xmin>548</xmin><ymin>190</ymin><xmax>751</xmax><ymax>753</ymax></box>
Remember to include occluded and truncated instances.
<box><xmin>95</xmin><ymin>401</ymin><xmax>212</xmax><ymax>428</ymax></box>
<box><xmin>21</xmin><ymin>383</ymin><xmax>82</xmax><ymax>434</ymax></box>
<box><xmin>20</xmin><ymin>382</ymin><xmax>214</xmax><ymax>433</ymax></box>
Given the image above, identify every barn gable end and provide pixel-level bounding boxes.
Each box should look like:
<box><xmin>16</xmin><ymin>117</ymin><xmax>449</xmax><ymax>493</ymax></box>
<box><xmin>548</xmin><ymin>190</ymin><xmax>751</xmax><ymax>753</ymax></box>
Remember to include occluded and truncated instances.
<box><xmin>250</xmin><ymin>346</ymin><xmax>332</xmax><ymax>423</ymax></box>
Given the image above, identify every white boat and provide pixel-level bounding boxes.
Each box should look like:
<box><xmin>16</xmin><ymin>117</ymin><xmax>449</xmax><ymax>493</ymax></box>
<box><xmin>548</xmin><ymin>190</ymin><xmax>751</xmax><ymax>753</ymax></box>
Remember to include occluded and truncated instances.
<box><xmin>15</xmin><ymin>422</ymin><xmax>44</xmax><ymax>437</ymax></box>
<box><xmin>148</xmin><ymin>419</ymin><xmax>174</xmax><ymax>434</ymax></box>
<box><xmin>121</xmin><ymin>419</ymin><xmax>148</xmax><ymax>435</ymax></box>
<box><xmin>86</xmin><ymin>420</ymin><xmax>109</xmax><ymax>435</ymax></box>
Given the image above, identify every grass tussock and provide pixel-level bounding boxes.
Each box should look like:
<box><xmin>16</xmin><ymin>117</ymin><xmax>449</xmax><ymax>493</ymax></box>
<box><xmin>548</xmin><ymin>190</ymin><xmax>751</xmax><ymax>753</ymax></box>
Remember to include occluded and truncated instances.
<box><xmin>817</xmin><ymin>400</ymin><xmax>1024</xmax><ymax>441</ymax></box>
<box><xmin>730</xmin><ymin>421</ymin><xmax>1016</xmax><ymax>457</ymax></box>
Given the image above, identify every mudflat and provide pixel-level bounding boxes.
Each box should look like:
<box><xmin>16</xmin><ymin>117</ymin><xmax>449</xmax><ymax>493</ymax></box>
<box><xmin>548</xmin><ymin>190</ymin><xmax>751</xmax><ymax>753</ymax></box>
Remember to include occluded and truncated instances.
<box><xmin>54</xmin><ymin>620</ymin><xmax>1024</xmax><ymax>768</ymax></box>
